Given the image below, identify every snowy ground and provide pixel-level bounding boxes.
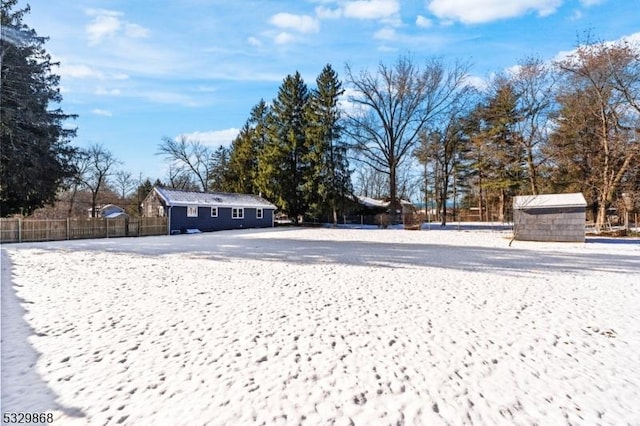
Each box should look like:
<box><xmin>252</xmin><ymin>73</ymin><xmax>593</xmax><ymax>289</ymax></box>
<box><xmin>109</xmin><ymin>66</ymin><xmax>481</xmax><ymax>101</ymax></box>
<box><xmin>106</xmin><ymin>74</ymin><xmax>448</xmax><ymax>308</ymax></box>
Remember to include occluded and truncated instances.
<box><xmin>1</xmin><ymin>224</ymin><xmax>639</xmax><ymax>425</ymax></box>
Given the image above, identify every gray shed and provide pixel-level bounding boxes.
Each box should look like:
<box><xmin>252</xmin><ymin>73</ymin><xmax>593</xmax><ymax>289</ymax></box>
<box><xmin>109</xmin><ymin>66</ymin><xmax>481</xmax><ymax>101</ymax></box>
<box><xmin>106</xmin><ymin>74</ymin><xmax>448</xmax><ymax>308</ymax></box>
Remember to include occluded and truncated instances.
<box><xmin>513</xmin><ymin>193</ymin><xmax>587</xmax><ymax>242</ymax></box>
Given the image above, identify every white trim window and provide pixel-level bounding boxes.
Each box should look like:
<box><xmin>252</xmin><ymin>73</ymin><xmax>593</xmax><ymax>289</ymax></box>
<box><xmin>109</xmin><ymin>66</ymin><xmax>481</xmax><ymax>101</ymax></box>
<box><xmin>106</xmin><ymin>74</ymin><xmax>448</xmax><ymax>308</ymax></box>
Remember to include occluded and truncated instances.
<box><xmin>256</xmin><ymin>208</ymin><xmax>263</xmax><ymax>219</ymax></box>
<box><xmin>187</xmin><ymin>206</ymin><xmax>198</xmax><ymax>217</ymax></box>
<box><xmin>211</xmin><ymin>207</ymin><xmax>218</xmax><ymax>217</ymax></box>
<box><xmin>232</xmin><ymin>207</ymin><xmax>244</xmax><ymax>219</ymax></box>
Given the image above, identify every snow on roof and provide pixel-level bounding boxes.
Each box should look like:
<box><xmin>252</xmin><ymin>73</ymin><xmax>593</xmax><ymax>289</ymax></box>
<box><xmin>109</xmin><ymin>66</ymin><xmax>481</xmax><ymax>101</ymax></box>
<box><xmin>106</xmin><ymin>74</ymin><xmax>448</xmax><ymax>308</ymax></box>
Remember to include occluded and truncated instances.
<box><xmin>356</xmin><ymin>196</ymin><xmax>413</xmax><ymax>209</ymax></box>
<box><xmin>358</xmin><ymin>196</ymin><xmax>388</xmax><ymax>208</ymax></box>
<box><xmin>97</xmin><ymin>204</ymin><xmax>127</xmax><ymax>218</ymax></box>
<box><xmin>513</xmin><ymin>193</ymin><xmax>587</xmax><ymax>209</ymax></box>
<box><xmin>155</xmin><ymin>187</ymin><xmax>277</xmax><ymax>209</ymax></box>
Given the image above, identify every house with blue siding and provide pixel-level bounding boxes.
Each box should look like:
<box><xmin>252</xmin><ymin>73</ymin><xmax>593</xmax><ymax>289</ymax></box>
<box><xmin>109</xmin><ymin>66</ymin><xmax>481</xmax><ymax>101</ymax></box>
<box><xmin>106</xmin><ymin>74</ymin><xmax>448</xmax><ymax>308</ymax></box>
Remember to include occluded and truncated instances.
<box><xmin>142</xmin><ymin>187</ymin><xmax>277</xmax><ymax>234</ymax></box>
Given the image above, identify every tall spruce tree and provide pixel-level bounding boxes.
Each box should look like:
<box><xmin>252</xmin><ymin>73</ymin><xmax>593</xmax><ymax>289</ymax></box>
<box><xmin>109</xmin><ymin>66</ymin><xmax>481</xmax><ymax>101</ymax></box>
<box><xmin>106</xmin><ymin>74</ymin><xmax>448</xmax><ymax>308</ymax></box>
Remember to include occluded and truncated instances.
<box><xmin>257</xmin><ymin>72</ymin><xmax>310</xmax><ymax>222</ymax></box>
<box><xmin>474</xmin><ymin>79</ymin><xmax>526</xmax><ymax>221</ymax></box>
<box><xmin>304</xmin><ymin>64</ymin><xmax>352</xmax><ymax>224</ymax></box>
<box><xmin>227</xmin><ymin>100</ymin><xmax>269</xmax><ymax>194</ymax></box>
<box><xmin>208</xmin><ymin>145</ymin><xmax>231</xmax><ymax>191</ymax></box>
<box><xmin>1</xmin><ymin>1</ymin><xmax>78</xmax><ymax>216</ymax></box>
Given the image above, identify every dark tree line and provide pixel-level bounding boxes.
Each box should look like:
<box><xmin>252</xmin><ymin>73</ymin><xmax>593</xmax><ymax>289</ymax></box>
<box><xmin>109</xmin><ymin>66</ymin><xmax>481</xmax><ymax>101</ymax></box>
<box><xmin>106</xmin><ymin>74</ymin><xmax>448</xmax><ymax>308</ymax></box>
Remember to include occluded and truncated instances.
<box><xmin>1</xmin><ymin>1</ymin><xmax>77</xmax><ymax>216</ymax></box>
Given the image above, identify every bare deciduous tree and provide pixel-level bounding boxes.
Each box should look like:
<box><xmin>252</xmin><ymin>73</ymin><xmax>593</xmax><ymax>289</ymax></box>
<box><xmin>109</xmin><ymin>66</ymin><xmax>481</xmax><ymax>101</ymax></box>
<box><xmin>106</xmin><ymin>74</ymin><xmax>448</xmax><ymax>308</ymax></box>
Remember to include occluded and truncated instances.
<box><xmin>555</xmin><ymin>38</ymin><xmax>640</xmax><ymax>230</ymax></box>
<box><xmin>344</xmin><ymin>55</ymin><xmax>471</xmax><ymax>217</ymax></box>
<box><xmin>113</xmin><ymin>170</ymin><xmax>136</xmax><ymax>201</ymax></box>
<box><xmin>80</xmin><ymin>143</ymin><xmax>120</xmax><ymax>217</ymax></box>
<box><xmin>158</xmin><ymin>135</ymin><xmax>213</xmax><ymax>191</ymax></box>
<box><xmin>510</xmin><ymin>57</ymin><xmax>557</xmax><ymax>195</ymax></box>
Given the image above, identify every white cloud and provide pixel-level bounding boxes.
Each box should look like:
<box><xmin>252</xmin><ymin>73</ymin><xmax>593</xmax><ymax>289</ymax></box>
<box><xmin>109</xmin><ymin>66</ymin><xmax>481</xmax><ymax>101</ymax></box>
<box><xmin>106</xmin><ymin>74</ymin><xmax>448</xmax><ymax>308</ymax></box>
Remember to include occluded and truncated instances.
<box><xmin>569</xmin><ymin>9</ymin><xmax>583</xmax><ymax>20</ymax></box>
<box><xmin>274</xmin><ymin>32</ymin><xmax>296</xmax><ymax>45</ymax></box>
<box><xmin>269</xmin><ymin>13</ymin><xmax>320</xmax><ymax>34</ymax></box>
<box><xmin>463</xmin><ymin>75</ymin><xmax>488</xmax><ymax>90</ymax></box>
<box><xmin>95</xmin><ymin>87</ymin><xmax>121</xmax><ymax>96</ymax></box>
<box><xmin>315</xmin><ymin>6</ymin><xmax>342</xmax><ymax>19</ymax></box>
<box><xmin>85</xmin><ymin>9</ymin><xmax>122</xmax><ymax>45</ymax></box>
<box><xmin>85</xmin><ymin>9</ymin><xmax>150</xmax><ymax>45</ymax></box>
<box><xmin>194</xmin><ymin>85</ymin><xmax>218</xmax><ymax>93</ymax></box>
<box><xmin>59</xmin><ymin>63</ymin><xmax>103</xmax><ymax>79</ymax></box>
<box><xmin>552</xmin><ymin>31</ymin><xmax>640</xmax><ymax>63</ymax></box>
<box><xmin>125</xmin><ymin>23</ymin><xmax>150</xmax><ymax>39</ymax></box>
<box><xmin>143</xmin><ymin>91</ymin><xmax>200</xmax><ymax>107</ymax></box>
<box><xmin>579</xmin><ymin>0</ymin><xmax>604</xmax><ymax>6</ymax></box>
<box><xmin>416</xmin><ymin>15</ymin><xmax>432</xmax><ymax>28</ymax></box>
<box><xmin>91</xmin><ymin>109</ymin><xmax>113</xmax><ymax>117</ymax></box>
<box><xmin>339</xmin><ymin>88</ymin><xmax>365</xmax><ymax>116</ymax></box>
<box><xmin>178</xmin><ymin>129</ymin><xmax>240</xmax><ymax>147</ymax></box>
<box><xmin>247</xmin><ymin>36</ymin><xmax>262</xmax><ymax>47</ymax></box>
<box><xmin>622</xmin><ymin>32</ymin><xmax>640</xmax><ymax>44</ymax></box>
<box><xmin>343</xmin><ymin>0</ymin><xmax>400</xmax><ymax>20</ymax></box>
<box><xmin>426</xmin><ymin>0</ymin><xmax>562</xmax><ymax>24</ymax></box>
<box><xmin>374</xmin><ymin>27</ymin><xmax>396</xmax><ymax>41</ymax></box>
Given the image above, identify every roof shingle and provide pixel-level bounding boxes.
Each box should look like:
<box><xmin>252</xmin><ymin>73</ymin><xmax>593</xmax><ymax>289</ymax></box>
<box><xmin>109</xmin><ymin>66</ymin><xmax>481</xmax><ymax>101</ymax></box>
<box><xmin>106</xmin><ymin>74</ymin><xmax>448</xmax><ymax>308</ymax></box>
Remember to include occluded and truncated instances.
<box><xmin>155</xmin><ymin>187</ymin><xmax>277</xmax><ymax>209</ymax></box>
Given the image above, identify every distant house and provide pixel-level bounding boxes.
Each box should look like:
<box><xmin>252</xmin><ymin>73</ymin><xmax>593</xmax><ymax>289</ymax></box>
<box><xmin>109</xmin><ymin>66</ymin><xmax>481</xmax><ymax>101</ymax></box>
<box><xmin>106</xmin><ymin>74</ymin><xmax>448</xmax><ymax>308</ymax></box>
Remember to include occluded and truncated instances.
<box><xmin>356</xmin><ymin>196</ymin><xmax>414</xmax><ymax>215</ymax></box>
<box><xmin>87</xmin><ymin>204</ymin><xmax>127</xmax><ymax>219</ymax></box>
<box><xmin>513</xmin><ymin>193</ymin><xmax>587</xmax><ymax>242</ymax></box>
<box><xmin>100</xmin><ymin>204</ymin><xmax>128</xmax><ymax>218</ymax></box>
<box><xmin>142</xmin><ymin>187</ymin><xmax>277</xmax><ymax>234</ymax></box>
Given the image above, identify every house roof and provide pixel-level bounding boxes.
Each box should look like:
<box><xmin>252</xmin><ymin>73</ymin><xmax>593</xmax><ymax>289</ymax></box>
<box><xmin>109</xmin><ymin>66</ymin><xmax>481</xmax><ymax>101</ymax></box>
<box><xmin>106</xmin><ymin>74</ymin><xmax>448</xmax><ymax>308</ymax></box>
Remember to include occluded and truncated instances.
<box><xmin>154</xmin><ymin>187</ymin><xmax>277</xmax><ymax>209</ymax></box>
<box><xmin>357</xmin><ymin>196</ymin><xmax>413</xmax><ymax>209</ymax></box>
<box><xmin>101</xmin><ymin>204</ymin><xmax>127</xmax><ymax>218</ymax></box>
<box><xmin>358</xmin><ymin>196</ymin><xmax>388</xmax><ymax>209</ymax></box>
<box><xmin>513</xmin><ymin>193</ymin><xmax>587</xmax><ymax>209</ymax></box>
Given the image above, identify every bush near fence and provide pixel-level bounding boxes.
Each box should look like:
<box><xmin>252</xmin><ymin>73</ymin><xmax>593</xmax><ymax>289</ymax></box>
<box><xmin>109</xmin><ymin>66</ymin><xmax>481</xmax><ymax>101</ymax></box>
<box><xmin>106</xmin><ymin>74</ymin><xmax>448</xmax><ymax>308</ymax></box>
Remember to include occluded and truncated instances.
<box><xmin>0</xmin><ymin>217</ymin><xmax>167</xmax><ymax>243</ymax></box>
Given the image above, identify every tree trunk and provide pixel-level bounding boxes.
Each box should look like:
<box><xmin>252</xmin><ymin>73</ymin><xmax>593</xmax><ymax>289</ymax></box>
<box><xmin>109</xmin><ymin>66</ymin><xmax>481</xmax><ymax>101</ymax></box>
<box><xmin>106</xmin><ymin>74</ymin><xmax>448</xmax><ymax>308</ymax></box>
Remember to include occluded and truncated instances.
<box><xmin>526</xmin><ymin>149</ymin><xmax>538</xmax><ymax>195</ymax></box>
<box><xmin>440</xmin><ymin>174</ymin><xmax>450</xmax><ymax>227</ymax></box>
<box><xmin>389</xmin><ymin>161</ymin><xmax>398</xmax><ymax>222</ymax></box>
<box><xmin>67</xmin><ymin>184</ymin><xmax>79</xmax><ymax>218</ymax></box>
<box><xmin>596</xmin><ymin>199</ymin><xmax>607</xmax><ymax>231</ymax></box>
<box><xmin>478</xmin><ymin>175</ymin><xmax>484</xmax><ymax>222</ymax></box>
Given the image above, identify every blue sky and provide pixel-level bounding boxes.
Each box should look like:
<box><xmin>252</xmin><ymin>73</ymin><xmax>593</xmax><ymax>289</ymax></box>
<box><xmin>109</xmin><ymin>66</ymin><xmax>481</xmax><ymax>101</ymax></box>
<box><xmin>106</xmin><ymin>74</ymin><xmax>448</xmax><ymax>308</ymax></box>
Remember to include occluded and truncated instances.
<box><xmin>22</xmin><ymin>0</ymin><xmax>640</xmax><ymax>182</ymax></box>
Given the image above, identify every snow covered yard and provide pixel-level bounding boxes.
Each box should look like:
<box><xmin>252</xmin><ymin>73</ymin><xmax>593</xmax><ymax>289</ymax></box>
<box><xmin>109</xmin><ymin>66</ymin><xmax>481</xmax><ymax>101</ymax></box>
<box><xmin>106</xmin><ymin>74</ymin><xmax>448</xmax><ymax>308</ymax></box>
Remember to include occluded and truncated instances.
<box><xmin>2</xmin><ymin>226</ymin><xmax>639</xmax><ymax>425</ymax></box>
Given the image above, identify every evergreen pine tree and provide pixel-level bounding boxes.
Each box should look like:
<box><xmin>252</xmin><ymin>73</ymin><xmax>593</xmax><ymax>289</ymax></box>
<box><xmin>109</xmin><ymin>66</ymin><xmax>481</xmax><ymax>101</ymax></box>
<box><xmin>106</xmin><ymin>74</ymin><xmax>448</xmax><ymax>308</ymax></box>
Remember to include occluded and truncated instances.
<box><xmin>208</xmin><ymin>145</ymin><xmax>231</xmax><ymax>191</ymax></box>
<box><xmin>257</xmin><ymin>72</ymin><xmax>310</xmax><ymax>222</ymax></box>
<box><xmin>1</xmin><ymin>1</ymin><xmax>78</xmax><ymax>216</ymax></box>
<box><xmin>475</xmin><ymin>80</ymin><xmax>525</xmax><ymax>220</ymax></box>
<box><xmin>304</xmin><ymin>64</ymin><xmax>352</xmax><ymax>224</ymax></box>
<box><xmin>227</xmin><ymin>100</ymin><xmax>269</xmax><ymax>194</ymax></box>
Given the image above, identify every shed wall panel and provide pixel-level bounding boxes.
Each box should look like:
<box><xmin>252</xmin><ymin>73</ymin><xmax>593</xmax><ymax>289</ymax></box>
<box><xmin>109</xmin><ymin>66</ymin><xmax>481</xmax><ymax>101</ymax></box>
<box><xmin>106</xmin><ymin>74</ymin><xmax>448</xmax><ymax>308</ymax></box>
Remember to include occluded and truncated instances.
<box><xmin>514</xmin><ymin>209</ymin><xmax>586</xmax><ymax>242</ymax></box>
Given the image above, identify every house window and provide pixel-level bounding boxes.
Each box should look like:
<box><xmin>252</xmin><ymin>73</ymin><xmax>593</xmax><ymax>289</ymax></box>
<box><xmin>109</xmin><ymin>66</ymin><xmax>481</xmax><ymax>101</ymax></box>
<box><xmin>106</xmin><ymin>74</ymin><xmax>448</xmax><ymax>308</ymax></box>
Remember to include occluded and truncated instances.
<box><xmin>256</xmin><ymin>208</ymin><xmax>263</xmax><ymax>219</ymax></box>
<box><xmin>232</xmin><ymin>208</ymin><xmax>244</xmax><ymax>219</ymax></box>
<box><xmin>211</xmin><ymin>207</ymin><xmax>218</xmax><ymax>217</ymax></box>
<box><xmin>187</xmin><ymin>206</ymin><xmax>198</xmax><ymax>217</ymax></box>
<box><xmin>157</xmin><ymin>206</ymin><xmax>164</xmax><ymax>217</ymax></box>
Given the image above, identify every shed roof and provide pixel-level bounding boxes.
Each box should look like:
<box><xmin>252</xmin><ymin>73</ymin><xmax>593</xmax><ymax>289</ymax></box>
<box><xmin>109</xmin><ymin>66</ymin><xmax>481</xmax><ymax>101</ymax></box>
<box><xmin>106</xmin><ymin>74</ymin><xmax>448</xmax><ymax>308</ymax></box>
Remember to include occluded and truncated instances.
<box><xmin>513</xmin><ymin>193</ymin><xmax>587</xmax><ymax>210</ymax></box>
<box><xmin>154</xmin><ymin>187</ymin><xmax>277</xmax><ymax>209</ymax></box>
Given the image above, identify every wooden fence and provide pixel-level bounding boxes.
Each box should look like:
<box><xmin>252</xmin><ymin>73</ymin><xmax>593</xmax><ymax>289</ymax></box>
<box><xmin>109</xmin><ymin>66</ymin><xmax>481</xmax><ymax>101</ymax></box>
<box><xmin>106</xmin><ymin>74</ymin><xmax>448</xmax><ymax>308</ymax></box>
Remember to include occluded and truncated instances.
<box><xmin>0</xmin><ymin>217</ymin><xmax>167</xmax><ymax>244</ymax></box>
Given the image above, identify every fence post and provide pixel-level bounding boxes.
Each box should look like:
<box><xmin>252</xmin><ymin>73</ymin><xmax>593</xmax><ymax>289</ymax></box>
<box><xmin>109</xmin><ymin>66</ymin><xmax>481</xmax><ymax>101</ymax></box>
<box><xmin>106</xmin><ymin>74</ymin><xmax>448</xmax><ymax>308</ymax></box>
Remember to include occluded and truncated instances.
<box><xmin>18</xmin><ymin>217</ymin><xmax>22</xmax><ymax>243</ymax></box>
<box><xmin>106</xmin><ymin>218</ymin><xmax>109</xmax><ymax>238</ymax></box>
<box><xmin>67</xmin><ymin>218</ymin><xmax>70</xmax><ymax>240</ymax></box>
